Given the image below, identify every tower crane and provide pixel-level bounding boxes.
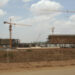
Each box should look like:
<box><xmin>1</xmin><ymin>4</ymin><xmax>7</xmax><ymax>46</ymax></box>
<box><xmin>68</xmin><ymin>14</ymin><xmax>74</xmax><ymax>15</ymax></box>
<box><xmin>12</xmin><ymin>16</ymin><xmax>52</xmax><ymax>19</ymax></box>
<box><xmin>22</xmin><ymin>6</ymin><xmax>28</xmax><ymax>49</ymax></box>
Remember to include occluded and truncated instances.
<box><xmin>51</xmin><ymin>27</ymin><xmax>55</xmax><ymax>35</ymax></box>
<box><xmin>42</xmin><ymin>9</ymin><xmax>75</xmax><ymax>35</ymax></box>
<box><xmin>42</xmin><ymin>9</ymin><xmax>75</xmax><ymax>13</ymax></box>
<box><xmin>4</xmin><ymin>18</ymin><xmax>31</xmax><ymax>48</ymax></box>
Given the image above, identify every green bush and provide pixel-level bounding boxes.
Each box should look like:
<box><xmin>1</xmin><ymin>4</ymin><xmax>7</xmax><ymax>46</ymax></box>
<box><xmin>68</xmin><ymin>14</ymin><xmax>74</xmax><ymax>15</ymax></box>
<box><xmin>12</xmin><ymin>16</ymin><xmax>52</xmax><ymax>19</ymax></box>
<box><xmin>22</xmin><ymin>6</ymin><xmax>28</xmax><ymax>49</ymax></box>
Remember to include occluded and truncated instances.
<box><xmin>26</xmin><ymin>49</ymin><xmax>32</xmax><ymax>52</ymax></box>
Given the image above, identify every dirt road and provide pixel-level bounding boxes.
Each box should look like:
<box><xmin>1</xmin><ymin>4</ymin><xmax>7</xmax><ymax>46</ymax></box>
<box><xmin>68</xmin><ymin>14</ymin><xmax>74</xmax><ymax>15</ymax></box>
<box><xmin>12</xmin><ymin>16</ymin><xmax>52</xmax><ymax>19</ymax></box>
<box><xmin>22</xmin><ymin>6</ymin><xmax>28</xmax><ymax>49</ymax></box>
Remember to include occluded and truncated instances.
<box><xmin>0</xmin><ymin>66</ymin><xmax>75</xmax><ymax>75</ymax></box>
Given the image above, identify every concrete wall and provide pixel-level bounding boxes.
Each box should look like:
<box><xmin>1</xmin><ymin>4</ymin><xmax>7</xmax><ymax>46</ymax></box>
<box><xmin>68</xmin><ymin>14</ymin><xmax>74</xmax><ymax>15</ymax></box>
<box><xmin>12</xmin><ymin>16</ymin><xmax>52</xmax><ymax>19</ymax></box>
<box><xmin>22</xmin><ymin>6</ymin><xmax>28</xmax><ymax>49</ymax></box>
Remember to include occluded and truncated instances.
<box><xmin>0</xmin><ymin>48</ymin><xmax>75</xmax><ymax>63</ymax></box>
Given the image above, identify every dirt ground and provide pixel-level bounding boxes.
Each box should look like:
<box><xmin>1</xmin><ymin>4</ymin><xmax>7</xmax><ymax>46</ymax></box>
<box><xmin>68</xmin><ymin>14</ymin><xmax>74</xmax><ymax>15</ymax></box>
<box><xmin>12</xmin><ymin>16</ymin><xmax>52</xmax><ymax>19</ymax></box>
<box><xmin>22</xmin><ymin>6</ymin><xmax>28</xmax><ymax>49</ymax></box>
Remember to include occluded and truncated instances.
<box><xmin>0</xmin><ymin>48</ymin><xmax>75</xmax><ymax>75</ymax></box>
<box><xmin>0</xmin><ymin>66</ymin><xmax>75</xmax><ymax>75</ymax></box>
<box><xmin>0</xmin><ymin>60</ymin><xmax>75</xmax><ymax>71</ymax></box>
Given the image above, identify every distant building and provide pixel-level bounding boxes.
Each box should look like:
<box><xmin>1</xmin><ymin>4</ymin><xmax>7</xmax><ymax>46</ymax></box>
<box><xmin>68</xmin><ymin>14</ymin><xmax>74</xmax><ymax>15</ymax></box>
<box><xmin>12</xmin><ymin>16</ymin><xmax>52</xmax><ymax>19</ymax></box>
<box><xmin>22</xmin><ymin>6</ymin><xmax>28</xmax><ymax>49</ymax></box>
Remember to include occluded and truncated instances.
<box><xmin>0</xmin><ymin>39</ymin><xmax>20</xmax><ymax>48</ymax></box>
<box><xmin>48</xmin><ymin>35</ymin><xmax>75</xmax><ymax>48</ymax></box>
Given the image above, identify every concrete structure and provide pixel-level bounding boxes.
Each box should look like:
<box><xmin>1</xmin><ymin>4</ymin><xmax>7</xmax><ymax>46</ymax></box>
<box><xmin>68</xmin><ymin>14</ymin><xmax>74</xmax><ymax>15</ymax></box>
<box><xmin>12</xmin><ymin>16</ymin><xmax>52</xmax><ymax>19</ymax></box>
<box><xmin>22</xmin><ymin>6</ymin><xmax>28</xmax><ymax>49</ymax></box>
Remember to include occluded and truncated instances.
<box><xmin>48</xmin><ymin>35</ymin><xmax>75</xmax><ymax>48</ymax></box>
<box><xmin>0</xmin><ymin>39</ymin><xmax>20</xmax><ymax>48</ymax></box>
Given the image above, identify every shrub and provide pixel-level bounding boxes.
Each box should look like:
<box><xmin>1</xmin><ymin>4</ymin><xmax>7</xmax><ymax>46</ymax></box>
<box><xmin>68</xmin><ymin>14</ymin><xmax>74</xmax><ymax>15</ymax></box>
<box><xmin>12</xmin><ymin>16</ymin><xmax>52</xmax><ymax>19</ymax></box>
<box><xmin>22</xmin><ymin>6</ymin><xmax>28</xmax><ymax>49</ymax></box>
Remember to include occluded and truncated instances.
<box><xmin>26</xmin><ymin>49</ymin><xmax>32</xmax><ymax>52</ymax></box>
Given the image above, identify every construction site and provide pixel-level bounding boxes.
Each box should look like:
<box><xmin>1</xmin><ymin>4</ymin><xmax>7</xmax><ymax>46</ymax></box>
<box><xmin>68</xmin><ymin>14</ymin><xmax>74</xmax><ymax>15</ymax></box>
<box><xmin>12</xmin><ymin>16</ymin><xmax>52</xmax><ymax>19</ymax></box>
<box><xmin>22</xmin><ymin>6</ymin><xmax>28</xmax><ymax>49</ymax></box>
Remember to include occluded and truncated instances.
<box><xmin>0</xmin><ymin>0</ymin><xmax>75</xmax><ymax>75</ymax></box>
<box><xmin>0</xmin><ymin>10</ymin><xmax>75</xmax><ymax>67</ymax></box>
<box><xmin>0</xmin><ymin>23</ymin><xmax>75</xmax><ymax>69</ymax></box>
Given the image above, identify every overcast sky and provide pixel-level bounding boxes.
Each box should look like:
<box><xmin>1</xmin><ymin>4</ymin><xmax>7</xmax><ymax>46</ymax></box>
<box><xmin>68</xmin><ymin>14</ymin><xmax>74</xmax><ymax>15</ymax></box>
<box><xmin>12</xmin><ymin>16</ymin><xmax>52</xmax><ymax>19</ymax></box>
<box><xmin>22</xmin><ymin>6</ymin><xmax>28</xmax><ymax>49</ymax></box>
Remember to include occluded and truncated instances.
<box><xmin>0</xmin><ymin>0</ymin><xmax>75</xmax><ymax>43</ymax></box>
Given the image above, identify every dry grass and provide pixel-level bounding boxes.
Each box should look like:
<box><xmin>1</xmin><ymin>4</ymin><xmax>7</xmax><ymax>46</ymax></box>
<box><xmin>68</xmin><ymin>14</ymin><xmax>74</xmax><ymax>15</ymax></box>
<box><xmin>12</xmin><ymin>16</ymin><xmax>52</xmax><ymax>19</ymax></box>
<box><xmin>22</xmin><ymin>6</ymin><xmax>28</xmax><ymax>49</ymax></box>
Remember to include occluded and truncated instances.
<box><xmin>0</xmin><ymin>48</ymin><xmax>75</xmax><ymax>71</ymax></box>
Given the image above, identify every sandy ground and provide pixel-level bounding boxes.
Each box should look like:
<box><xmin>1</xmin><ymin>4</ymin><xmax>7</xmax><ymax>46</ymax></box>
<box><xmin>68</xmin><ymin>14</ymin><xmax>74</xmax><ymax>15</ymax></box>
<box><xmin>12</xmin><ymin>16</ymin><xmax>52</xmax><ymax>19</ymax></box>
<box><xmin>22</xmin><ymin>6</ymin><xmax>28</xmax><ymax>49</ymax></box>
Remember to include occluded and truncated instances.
<box><xmin>0</xmin><ymin>66</ymin><xmax>75</xmax><ymax>75</ymax></box>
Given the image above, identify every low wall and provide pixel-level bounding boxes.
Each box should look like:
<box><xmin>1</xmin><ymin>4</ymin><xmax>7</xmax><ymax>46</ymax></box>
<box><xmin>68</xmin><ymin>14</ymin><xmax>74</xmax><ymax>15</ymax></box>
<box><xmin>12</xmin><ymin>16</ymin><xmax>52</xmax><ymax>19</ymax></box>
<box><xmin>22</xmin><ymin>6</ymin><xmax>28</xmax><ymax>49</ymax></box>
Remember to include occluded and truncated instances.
<box><xmin>0</xmin><ymin>48</ymin><xmax>75</xmax><ymax>63</ymax></box>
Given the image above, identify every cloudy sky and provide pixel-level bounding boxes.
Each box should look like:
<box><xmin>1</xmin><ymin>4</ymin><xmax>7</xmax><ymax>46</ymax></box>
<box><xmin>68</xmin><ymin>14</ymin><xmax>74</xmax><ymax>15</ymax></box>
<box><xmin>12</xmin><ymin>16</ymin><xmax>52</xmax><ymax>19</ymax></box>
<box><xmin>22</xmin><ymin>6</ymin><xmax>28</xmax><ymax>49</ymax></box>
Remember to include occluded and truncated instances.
<box><xmin>0</xmin><ymin>0</ymin><xmax>75</xmax><ymax>43</ymax></box>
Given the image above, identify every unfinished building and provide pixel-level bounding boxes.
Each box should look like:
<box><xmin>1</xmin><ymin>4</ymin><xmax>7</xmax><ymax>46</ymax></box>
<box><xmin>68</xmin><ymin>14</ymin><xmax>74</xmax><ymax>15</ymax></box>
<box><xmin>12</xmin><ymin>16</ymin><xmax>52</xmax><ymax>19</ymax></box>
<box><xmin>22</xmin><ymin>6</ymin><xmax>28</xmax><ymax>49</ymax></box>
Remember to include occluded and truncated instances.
<box><xmin>48</xmin><ymin>35</ymin><xmax>75</xmax><ymax>48</ymax></box>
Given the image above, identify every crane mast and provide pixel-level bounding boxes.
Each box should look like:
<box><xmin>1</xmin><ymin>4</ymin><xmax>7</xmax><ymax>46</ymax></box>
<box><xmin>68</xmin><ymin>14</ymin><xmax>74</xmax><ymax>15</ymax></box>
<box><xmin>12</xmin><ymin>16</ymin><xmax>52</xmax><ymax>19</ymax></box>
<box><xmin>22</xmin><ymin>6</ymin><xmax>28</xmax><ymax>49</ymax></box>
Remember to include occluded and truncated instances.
<box><xmin>9</xmin><ymin>18</ymin><xmax>12</xmax><ymax>48</ymax></box>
